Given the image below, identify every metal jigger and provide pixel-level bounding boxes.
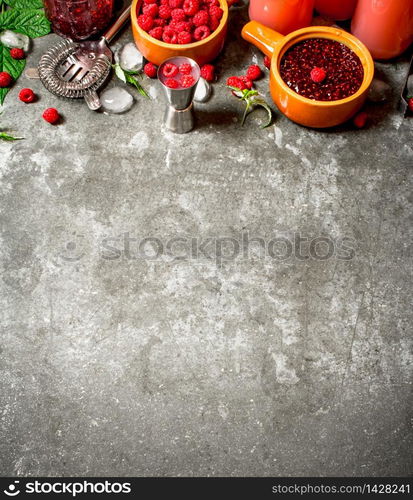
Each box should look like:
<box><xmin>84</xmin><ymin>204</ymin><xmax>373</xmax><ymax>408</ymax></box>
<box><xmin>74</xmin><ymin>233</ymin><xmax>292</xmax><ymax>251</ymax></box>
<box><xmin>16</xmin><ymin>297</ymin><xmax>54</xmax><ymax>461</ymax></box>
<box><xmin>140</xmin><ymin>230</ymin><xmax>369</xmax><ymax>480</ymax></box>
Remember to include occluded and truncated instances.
<box><xmin>158</xmin><ymin>57</ymin><xmax>200</xmax><ymax>134</ymax></box>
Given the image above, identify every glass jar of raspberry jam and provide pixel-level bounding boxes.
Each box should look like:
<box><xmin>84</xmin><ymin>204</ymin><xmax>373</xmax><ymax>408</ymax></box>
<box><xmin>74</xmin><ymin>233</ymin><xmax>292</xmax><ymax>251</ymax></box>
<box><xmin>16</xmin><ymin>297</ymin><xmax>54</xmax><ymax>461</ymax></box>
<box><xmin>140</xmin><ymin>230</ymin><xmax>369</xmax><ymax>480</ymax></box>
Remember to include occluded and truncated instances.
<box><xmin>43</xmin><ymin>0</ymin><xmax>114</xmax><ymax>41</ymax></box>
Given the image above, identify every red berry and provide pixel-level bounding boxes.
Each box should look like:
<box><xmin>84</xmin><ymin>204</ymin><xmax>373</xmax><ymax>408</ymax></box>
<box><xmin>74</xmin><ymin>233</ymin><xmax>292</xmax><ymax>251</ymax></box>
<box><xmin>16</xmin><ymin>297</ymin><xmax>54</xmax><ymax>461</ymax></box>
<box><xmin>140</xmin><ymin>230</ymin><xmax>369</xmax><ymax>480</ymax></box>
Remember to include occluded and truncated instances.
<box><xmin>149</xmin><ymin>26</ymin><xmax>164</xmax><ymax>39</ymax></box>
<box><xmin>193</xmin><ymin>25</ymin><xmax>210</xmax><ymax>40</ymax></box>
<box><xmin>174</xmin><ymin>20</ymin><xmax>191</xmax><ymax>32</ymax></box>
<box><xmin>162</xmin><ymin>26</ymin><xmax>177</xmax><ymax>43</ymax></box>
<box><xmin>209</xmin><ymin>16</ymin><xmax>220</xmax><ymax>31</ymax></box>
<box><xmin>264</xmin><ymin>55</ymin><xmax>271</xmax><ymax>69</ymax></box>
<box><xmin>169</xmin><ymin>0</ymin><xmax>184</xmax><ymax>7</ymax></box>
<box><xmin>162</xmin><ymin>62</ymin><xmax>179</xmax><ymax>77</ymax></box>
<box><xmin>159</xmin><ymin>4</ymin><xmax>172</xmax><ymax>19</ymax></box>
<box><xmin>239</xmin><ymin>75</ymin><xmax>253</xmax><ymax>89</ymax></box>
<box><xmin>177</xmin><ymin>31</ymin><xmax>192</xmax><ymax>44</ymax></box>
<box><xmin>183</xmin><ymin>0</ymin><xmax>200</xmax><ymax>16</ymax></box>
<box><xmin>227</xmin><ymin>76</ymin><xmax>246</xmax><ymax>91</ymax></box>
<box><xmin>165</xmin><ymin>78</ymin><xmax>179</xmax><ymax>88</ymax></box>
<box><xmin>181</xmin><ymin>75</ymin><xmax>195</xmax><ymax>87</ymax></box>
<box><xmin>143</xmin><ymin>0</ymin><xmax>157</xmax><ymax>4</ymax></box>
<box><xmin>138</xmin><ymin>14</ymin><xmax>154</xmax><ymax>32</ymax></box>
<box><xmin>193</xmin><ymin>10</ymin><xmax>209</xmax><ymax>26</ymax></box>
<box><xmin>353</xmin><ymin>111</ymin><xmax>368</xmax><ymax>128</ymax></box>
<box><xmin>144</xmin><ymin>62</ymin><xmax>158</xmax><ymax>78</ymax></box>
<box><xmin>179</xmin><ymin>63</ymin><xmax>193</xmax><ymax>75</ymax></box>
<box><xmin>143</xmin><ymin>3</ymin><xmax>158</xmax><ymax>17</ymax></box>
<box><xmin>171</xmin><ymin>8</ymin><xmax>186</xmax><ymax>20</ymax></box>
<box><xmin>209</xmin><ymin>5</ymin><xmax>223</xmax><ymax>19</ymax></box>
<box><xmin>408</xmin><ymin>97</ymin><xmax>413</xmax><ymax>113</ymax></box>
<box><xmin>200</xmin><ymin>63</ymin><xmax>214</xmax><ymax>82</ymax></box>
<box><xmin>0</xmin><ymin>71</ymin><xmax>12</xmax><ymax>88</ymax></box>
<box><xmin>310</xmin><ymin>67</ymin><xmax>327</xmax><ymax>83</ymax></box>
<box><xmin>246</xmin><ymin>64</ymin><xmax>262</xmax><ymax>81</ymax></box>
<box><xmin>42</xmin><ymin>108</ymin><xmax>60</xmax><ymax>124</ymax></box>
<box><xmin>153</xmin><ymin>17</ymin><xmax>167</xmax><ymax>27</ymax></box>
<box><xmin>18</xmin><ymin>88</ymin><xmax>36</xmax><ymax>103</ymax></box>
<box><xmin>10</xmin><ymin>48</ymin><xmax>25</xmax><ymax>60</ymax></box>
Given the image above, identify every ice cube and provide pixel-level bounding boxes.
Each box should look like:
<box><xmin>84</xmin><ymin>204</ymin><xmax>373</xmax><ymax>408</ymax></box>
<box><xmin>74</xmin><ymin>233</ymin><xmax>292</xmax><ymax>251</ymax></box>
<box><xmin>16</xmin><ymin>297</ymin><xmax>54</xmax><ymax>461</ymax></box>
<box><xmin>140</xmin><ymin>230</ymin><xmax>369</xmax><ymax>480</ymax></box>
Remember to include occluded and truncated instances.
<box><xmin>117</xmin><ymin>43</ymin><xmax>143</xmax><ymax>72</ymax></box>
<box><xmin>368</xmin><ymin>78</ymin><xmax>391</xmax><ymax>103</ymax></box>
<box><xmin>0</xmin><ymin>30</ymin><xmax>30</xmax><ymax>51</ymax></box>
<box><xmin>101</xmin><ymin>87</ymin><xmax>134</xmax><ymax>114</ymax></box>
<box><xmin>194</xmin><ymin>77</ymin><xmax>211</xmax><ymax>103</ymax></box>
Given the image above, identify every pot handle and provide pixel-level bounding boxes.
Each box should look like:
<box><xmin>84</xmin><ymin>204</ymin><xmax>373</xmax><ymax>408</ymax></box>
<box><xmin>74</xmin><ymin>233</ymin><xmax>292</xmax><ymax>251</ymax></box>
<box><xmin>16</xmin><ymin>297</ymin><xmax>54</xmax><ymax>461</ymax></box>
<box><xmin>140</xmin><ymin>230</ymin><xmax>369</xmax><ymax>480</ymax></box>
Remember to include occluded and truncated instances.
<box><xmin>241</xmin><ymin>21</ymin><xmax>285</xmax><ymax>57</ymax></box>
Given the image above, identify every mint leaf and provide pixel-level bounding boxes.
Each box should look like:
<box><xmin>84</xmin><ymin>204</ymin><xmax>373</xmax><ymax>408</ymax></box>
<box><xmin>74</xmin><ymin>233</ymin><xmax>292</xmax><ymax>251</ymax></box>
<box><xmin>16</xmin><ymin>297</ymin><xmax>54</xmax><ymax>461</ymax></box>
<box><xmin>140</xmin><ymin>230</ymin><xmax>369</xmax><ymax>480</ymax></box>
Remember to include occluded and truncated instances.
<box><xmin>0</xmin><ymin>131</ymin><xmax>23</xmax><ymax>140</ymax></box>
<box><xmin>0</xmin><ymin>43</ymin><xmax>25</xmax><ymax>104</ymax></box>
<box><xmin>113</xmin><ymin>63</ymin><xmax>149</xmax><ymax>98</ymax></box>
<box><xmin>0</xmin><ymin>8</ymin><xmax>51</xmax><ymax>38</ymax></box>
<box><xmin>4</xmin><ymin>0</ymin><xmax>44</xmax><ymax>9</ymax></box>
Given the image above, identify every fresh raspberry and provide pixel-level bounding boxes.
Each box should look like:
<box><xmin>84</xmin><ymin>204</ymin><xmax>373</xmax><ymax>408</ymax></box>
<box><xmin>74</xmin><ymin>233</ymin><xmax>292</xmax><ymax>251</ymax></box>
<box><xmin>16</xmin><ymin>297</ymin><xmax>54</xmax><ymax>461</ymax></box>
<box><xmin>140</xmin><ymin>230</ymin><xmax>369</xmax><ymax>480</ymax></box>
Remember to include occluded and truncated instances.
<box><xmin>353</xmin><ymin>111</ymin><xmax>368</xmax><ymax>128</ymax></box>
<box><xmin>0</xmin><ymin>72</ymin><xmax>12</xmax><ymax>87</ymax></box>
<box><xmin>18</xmin><ymin>88</ymin><xmax>36</xmax><ymax>103</ymax></box>
<box><xmin>174</xmin><ymin>20</ymin><xmax>191</xmax><ymax>32</ymax></box>
<box><xmin>179</xmin><ymin>63</ymin><xmax>193</xmax><ymax>75</ymax></box>
<box><xmin>42</xmin><ymin>108</ymin><xmax>60</xmax><ymax>124</ymax></box>
<box><xmin>209</xmin><ymin>16</ymin><xmax>220</xmax><ymax>31</ymax></box>
<box><xmin>209</xmin><ymin>5</ymin><xmax>223</xmax><ymax>19</ymax></box>
<box><xmin>264</xmin><ymin>55</ymin><xmax>271</xmax><ymax>69</ymax></box>
<box><xmin>177</xmin><ymin>31</ymin><xmax>192</xmax><ymax>44</ymax></box>
<box><xmin>144</xmin><ymin>62</ymin><xmax>158</xmax><ymax>78</ymax></box>
<box><xmin>162</xmin><ymin>62</ymin><xmax>179</xmax><ymax>77</ymax></box>
<box><xmin>227</xmin><ymin>76</ymin><xmax>246</xmax><ymax>90</ymax></box>
<box><xmin>165</xmin><ymin>78</ymin><xmax>179</xmax><ymax>88</ymax></box>
<box><xmin>180</xmin><ymin>75</ymin><xmax>195</xmax><ymax>88</ymax></box>
<box><xmin>310</xmin><ymin>67</ymin><xmax>327</xmax><ymax>83</ymax></box>
<box><xmin>10</xmin><ymin>48</ymin><xmax>25</xmax><ymax>60</ymax></box>
<box><xmin>169</xmin><ymin>0</ymin><xmax>184</xmax><ymax>7</ymax></box>
<box><xmin>158</xmin><ymin>4</ymin><xmax>172</xmax><ymax>19</ymax></box>
<box><xmin>162</xmin><ymin>26</ymin><xmax>177</xmax><ymax>43</ymax></box>
<box><xmin>143</xmin><ymin>3</ymin><xmax>159</xmax><ymax>17</ymax></box>
<box><xmin>200</xmin><ymin>63</ymin><xmax>214</xmax><ymax>82</ymax></box>
<box><xmin>138</xmin><ymin>14</ymin><xmax>154</xmax><ymax>31</ymax></box>
<box><xmin>143</xmin><ymin>0</ymin><xmax>157</xmax><ymax>3</ymax></box>
<box><xmin>408</xmin><ymin>97</ymin><xmax>413</xmax><ymax>113</ymax></box>
<box><xmin>246</xmin><ymin>64</ymin><xmax>262</xmax><ymax>81</ymax></box>
<box><xmin>239</xmin><ymin>75</ymin><xmax>253</xmax><ymax>89</ymax></box>
<box><xmin>160</xmin><ymin>0</ymin><xmax>169</xmax><ymax>4</ymax></box>
<box><xmin>192</xmin><ymin>10</ymin><xmax>209</xmax><ymax>26</ymax></box>
<box><xmin>207</xmin><ymin>0</ymin><xmax>220</xmax><ymax>6</ymax></box>
<box><xmin>193</xmin><ymin>25</ymin><xmax>210</xmax><ymax>40</ymax></box>
<box><xmin>183</xmin><ymin>0</ymin><xmax>200</xmax><ymax>16</ymax></box>
<box><xmin>171</xmin><ymin>8</ymin><xmax>186</xmax><ymax>20</ymax></box>
<box><xmin>149</xmin><ymin>26</ymin><xmax>164</xmax><ymax>39</ymax></box>
<box><xmin>153</xmin><ymin>17</ymin><xmax>167</xmax><ymax>27</ymax></box>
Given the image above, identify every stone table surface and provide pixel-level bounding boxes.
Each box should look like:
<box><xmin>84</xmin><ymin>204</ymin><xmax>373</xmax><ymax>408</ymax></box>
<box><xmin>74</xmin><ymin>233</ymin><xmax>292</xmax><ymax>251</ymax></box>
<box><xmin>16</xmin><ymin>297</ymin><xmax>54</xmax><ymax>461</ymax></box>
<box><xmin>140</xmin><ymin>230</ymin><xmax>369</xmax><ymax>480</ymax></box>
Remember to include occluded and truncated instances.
<box><xmin>0</xmin><ymin>6</ymin><xmax>412</xmax><ymax>477</ymax></box>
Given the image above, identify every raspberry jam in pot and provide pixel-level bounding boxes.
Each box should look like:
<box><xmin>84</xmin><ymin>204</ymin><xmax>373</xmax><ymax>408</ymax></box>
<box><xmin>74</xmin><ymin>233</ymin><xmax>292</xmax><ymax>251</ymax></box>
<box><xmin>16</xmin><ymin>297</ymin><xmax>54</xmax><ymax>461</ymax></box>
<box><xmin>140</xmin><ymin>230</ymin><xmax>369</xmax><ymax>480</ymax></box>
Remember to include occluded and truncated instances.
<box><xmin>43</xmin><ymin>0</ymin><xmax>114</xmax><ymax>41</ymax></box>
<box><xmin>279</xmin><ymin>38</ymin><xmax>364</xmax><ymax>101</ymax></box>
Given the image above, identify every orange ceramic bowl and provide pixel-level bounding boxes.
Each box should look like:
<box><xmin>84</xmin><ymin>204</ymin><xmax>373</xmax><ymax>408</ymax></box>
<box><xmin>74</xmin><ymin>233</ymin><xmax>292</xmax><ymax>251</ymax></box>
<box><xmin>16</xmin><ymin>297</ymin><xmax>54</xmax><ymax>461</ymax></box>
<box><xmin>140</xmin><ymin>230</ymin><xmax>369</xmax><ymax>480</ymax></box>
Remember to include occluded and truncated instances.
<box><xmin>131</xmin><ymin>0</ymin><xmax>228</xmax><ymax>66</ymax></box>
<box><xmin>242</xmin><ymin>22</ymin><xmax>374</xmax><ymax>128</ymax></box>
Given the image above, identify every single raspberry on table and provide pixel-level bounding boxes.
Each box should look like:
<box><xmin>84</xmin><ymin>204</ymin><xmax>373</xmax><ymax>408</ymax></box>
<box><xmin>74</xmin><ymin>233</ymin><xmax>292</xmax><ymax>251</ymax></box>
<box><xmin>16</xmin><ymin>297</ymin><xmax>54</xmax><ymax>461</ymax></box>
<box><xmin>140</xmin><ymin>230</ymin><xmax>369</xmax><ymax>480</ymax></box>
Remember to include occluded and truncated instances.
<box><xmin>169</xmin><ymin>0</ymin><xmax>184</xmax><ymax>7</ymax></box>
<box><xmin>149</xmin><ymin>26</ymin><xmax>164</xmax><ymax>39</ymax></box>
<box><xmin>165</xmin><ymin>78</ymin><xmax>179</xmax><ymax>88</ymax></box>
<box><xmin>177</xmin><ymin>31</ymin><xmax>192</xmax><ymax>44</ymax></box>
<box><xmin>0</xmin><ymin>71</ymin><xmax>13</xmax><ymax>87</ymax></box>
<box><xmin>159</xmin><ymin>4</ymin><xmax>172</xmax><ymax>19</ymax></box>
<box><xmin>408</xmin><ymin>97</ymin><xmax>413</xmax><ymax>113</ymax></box>
<box><xmin>10</xmin><ymin>48</ymin><xmax>25</xmax><ymax>60</ymax></box>
<box><xmin>200</xmin><ymin>63</ymin><xmax>214</xmax><ymax>82</ymax></box>
<box><xmin>183</xmin><ymin>0</ymin><xmax>200</xmax><ymax>16</ymax></box>
<box><xmin>171</xmin><ymin>8</ymin><xmax>186</xmax><ymax>20</ymax></box>
<box><xmin>209</xmin><ymin>5</ymin><xmax>223</xmax><ymax>19</ymax></box>
<box><xmin>179</xmin><ymin>63</ymin><xmax>193</xmax><ymax>75</ymax></box>
<box><xmin>42</xmin><ymin>108</ymin><xmax>60</xmax><ymax>124</ymax></box>
<box><xmin>310</xmin><ymin>67</ymin><xmax>327</xmax><ymax>83</ymax></box>
<box><xmin>227</xmin><ymin>76</ymin><xmax>246</xmax><ymax>91</ymax></box>
<box><xmin>19</xmin><ymin>88</ymin><xmax>36</xmax><ymax>103</ymax></box>
<box><xmin>138</xmin><ymin>14</ymin><xmax>154</xmax><ymax>31</ymax></box>
<box><xmin>246</xmin><ymin>64</ymin><xmax>262</xmax><ymax>81</ymax></box>
<box><xmin>264</xmin><ymin>55</ymin><xmax>271</xmax><ymax>69</ymax></box>
<box><xmin>192</xmin><ymin>10</ymin><xmax>209</xmax><ymax>26</ymax></box>
<box><xmin>353</xmin><ymin>111</ymin><xmax>368</xmax><ymax>128</ymax></box>
<box><xmin>143</xmin><ymin>3</ymin><xmax>159</xmax><ymax>17</ymax></box>
<box><xmin>193</xmin><ymin>25</ymin><xmax>210</xmax><ymax>40</ymax></box>
<box><xmin>239</xmin><ymin>75</ymin><xmax>253</xmax><ymax>89</ymax></box>
<box><xmin>144</xmin><ymin>62</ymin><xmax>158</xmax><ymax>78</ymax></box>
<box><xmin>162</xmin><ymin>62</ymin><xmax>179</xmax><ymax>77</ymax></box>
<box><xmin>181</xmin><ymin>75</ymin><xmax>195</xmax><ymax>87</ymax></box>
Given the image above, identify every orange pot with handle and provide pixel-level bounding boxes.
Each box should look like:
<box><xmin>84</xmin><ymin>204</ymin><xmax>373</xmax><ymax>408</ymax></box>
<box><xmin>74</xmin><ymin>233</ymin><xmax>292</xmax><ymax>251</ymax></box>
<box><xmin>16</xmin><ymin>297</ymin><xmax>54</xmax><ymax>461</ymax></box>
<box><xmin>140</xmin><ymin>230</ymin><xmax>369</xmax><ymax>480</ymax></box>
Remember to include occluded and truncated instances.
<box><xmin>131</xmin><ymin>0</ymin><xmax>229</xmax><ymax>66</ymax></box>
<box><xmin>242</xmin><ymin>22</ymin><xmax>375</xmax><ymax>128</ymax></box>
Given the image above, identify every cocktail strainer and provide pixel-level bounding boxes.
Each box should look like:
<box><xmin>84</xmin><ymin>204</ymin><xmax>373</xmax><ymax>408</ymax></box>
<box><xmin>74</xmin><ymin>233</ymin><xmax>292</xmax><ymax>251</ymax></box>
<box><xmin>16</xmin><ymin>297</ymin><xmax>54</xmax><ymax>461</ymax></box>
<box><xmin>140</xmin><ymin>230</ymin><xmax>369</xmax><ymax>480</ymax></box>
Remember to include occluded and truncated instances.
<box><xmin>35</xmin><ymin>5</ymin><xmax>131</xmax><ymax>110</ymax></box>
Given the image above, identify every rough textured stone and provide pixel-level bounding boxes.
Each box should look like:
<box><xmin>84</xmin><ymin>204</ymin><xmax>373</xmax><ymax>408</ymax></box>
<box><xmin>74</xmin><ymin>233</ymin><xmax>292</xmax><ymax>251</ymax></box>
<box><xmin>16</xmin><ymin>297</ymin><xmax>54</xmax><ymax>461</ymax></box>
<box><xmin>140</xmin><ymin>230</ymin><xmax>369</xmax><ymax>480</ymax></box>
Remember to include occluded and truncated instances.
<box><xmin>0</xmin><ymin>7</ymin><xmax>412</xmax><ymax>477</ymax></box>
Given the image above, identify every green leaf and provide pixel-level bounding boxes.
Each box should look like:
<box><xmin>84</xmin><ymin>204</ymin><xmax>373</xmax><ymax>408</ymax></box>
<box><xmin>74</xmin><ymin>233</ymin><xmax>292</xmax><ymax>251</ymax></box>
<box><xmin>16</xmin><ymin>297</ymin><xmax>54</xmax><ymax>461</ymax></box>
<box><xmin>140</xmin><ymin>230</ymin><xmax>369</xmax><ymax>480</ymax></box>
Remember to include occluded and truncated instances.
<box><xmin>113</xmin><ymin>63</ymin><xmax>149</xmax><ymax>98</ymax></box>
<box><xmin>0</xmin><ymin>131</ymin><xmax>23</xmax><ymax>140</ymax></box>
<box><xmin>4</xmin><ymin>0</ymin><xmax>44</xmax><ymax>9</ymax></box>
<box><xmin>114</xmin><ymin>63</ymin><xmax>126</xmax><ymax>83</ymax></box>
<box><xmin>125</xmin><ymin>72</ymin><xmax>149</xmax><ymax>98</ymax></box>
<box><xmin>0</xmin><ymin>8</ymin><xmax>51</xmax><ymax>38</ymax></box>
<box><xmin>0</xmin><ymin>43</ymin><xmax>26</xmax><ymax>105</ymax></box>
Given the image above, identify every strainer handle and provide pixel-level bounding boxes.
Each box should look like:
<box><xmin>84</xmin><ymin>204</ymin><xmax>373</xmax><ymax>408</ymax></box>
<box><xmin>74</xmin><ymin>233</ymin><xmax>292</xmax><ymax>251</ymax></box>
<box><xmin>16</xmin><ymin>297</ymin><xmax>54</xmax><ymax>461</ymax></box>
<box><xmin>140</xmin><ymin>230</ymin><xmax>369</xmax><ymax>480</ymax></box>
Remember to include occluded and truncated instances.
<box><xmin>103</xmin><ymin>4</ymin><xmax>132</xmax><ymax>44</ymax></box>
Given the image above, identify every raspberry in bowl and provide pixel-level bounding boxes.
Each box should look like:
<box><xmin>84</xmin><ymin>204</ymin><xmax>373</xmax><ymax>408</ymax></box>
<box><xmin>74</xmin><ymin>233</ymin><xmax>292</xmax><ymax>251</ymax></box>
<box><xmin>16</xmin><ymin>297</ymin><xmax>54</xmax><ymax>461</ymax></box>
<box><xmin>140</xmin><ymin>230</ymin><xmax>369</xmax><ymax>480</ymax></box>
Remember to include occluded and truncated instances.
<box><xmin>131</xmin><ymin>0</ymin><xmax>228</xmax><ymax>66</ymax></box>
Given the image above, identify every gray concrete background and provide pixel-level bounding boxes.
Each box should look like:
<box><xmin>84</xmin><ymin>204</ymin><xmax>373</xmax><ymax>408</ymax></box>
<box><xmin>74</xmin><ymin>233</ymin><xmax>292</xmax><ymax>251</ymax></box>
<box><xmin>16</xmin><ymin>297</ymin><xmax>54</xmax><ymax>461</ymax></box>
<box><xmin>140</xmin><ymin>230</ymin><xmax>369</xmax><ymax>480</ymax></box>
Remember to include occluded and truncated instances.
<box><xmin>0</xmin><ymin>5</ymin><xmax>412</xmax><ymax>477</ymax></box>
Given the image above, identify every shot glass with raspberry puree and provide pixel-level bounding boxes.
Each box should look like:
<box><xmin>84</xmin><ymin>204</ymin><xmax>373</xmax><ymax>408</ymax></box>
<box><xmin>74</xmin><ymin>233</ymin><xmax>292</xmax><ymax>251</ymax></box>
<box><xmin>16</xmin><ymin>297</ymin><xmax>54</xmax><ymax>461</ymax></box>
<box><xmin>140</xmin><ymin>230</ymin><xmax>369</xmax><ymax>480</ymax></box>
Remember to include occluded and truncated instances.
<box><xmin>42</xmin><ymin>0</ymin><xmax>114</xmax><ymax>41</ymax></box>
